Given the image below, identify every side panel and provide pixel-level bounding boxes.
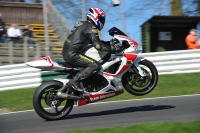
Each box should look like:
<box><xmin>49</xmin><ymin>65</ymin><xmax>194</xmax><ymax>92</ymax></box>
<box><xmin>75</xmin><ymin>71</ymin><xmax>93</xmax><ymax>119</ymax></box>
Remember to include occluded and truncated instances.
<box><xmin>84</xmin><ymin>46</ymin><xmax>108</xmax><ymax>61</ymax></box>
<box><xmin>103</xmin><ymin>54</ymin><xmax>138</xmax><ymax>77</ymax></box>
<box><xmin>77</xmin><ymin>90</ymin><xmax>124</xmax><ymax>106</ymax></box>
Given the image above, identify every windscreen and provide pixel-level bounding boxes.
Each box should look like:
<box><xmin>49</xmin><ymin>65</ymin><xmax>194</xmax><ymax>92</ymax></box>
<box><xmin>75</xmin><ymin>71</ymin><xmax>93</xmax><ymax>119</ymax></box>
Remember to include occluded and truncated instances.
<box><xmin>108</xmin><ymin>27</ymin><xmax>127</xmax><ymax>37</ymax></box>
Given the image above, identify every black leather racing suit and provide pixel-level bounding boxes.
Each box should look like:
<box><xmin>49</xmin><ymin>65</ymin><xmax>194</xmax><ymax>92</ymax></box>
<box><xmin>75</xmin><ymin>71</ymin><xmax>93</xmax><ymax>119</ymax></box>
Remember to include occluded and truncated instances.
<box><xmin>62</xmin><ymin>21</ymin><xmax>117</xmax><ymax>87</ymax></box>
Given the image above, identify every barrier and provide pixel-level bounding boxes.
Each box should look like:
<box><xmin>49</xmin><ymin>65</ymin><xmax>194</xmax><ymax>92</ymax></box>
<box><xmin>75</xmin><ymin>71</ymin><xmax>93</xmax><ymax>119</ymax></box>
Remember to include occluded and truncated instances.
<box><xmin>0</xmin><ymin>49</ymin><xmax>200</xmax><ymax>91</ymax></box>
<box><xmin>140</xmin><ymin>49</ymin><xmax>200</xmax><ymax>75</ymax></box>
<box><xmin>0</xmin><ymin>63</ymin><xmax>41</xmax><ymax>91</ymax></box>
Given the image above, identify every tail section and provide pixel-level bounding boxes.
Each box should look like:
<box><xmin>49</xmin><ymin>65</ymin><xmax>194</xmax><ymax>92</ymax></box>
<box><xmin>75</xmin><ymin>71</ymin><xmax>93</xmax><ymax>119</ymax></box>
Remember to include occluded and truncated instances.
<box><xmin>26</xmin><ymin>56</ymin><xmax>54</xmax><ymax>69</ymax></box>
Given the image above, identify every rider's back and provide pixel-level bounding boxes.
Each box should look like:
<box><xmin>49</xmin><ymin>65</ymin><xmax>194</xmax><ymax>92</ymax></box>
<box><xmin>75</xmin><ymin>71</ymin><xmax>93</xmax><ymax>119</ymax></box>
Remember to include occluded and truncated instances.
<box><xmin>62</xmin><ymin>21</ymin><xmax>94</xmax><ymax>55</ymax></box>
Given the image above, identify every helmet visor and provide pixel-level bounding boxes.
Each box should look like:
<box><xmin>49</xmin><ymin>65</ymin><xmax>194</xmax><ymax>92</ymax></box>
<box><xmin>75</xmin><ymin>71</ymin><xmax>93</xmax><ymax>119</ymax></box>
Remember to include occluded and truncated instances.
<box><xmin>99</xmin><ymin>15</ymin><xmax>105</xmax><ymax>26</ymax></box>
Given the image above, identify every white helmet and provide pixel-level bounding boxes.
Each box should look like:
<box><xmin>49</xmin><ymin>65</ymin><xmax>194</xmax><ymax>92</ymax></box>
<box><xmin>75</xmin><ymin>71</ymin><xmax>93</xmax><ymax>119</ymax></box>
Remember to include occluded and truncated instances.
<box><xmin>87</xmin><ymin>8</ymin><xmax>105</xmax><ymax>31</ymax></box>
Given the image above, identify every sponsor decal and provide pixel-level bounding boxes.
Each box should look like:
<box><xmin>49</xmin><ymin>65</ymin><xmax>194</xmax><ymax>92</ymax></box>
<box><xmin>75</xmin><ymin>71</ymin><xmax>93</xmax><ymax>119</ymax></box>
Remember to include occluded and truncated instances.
<box><xmin>100</xmin><ymin>93</ymin><xmax>115</xmax><ymax>99</ymax></box>
<box><xmin>118</xmin><ymin>35</ymin><xmax>139</xmax><ymax>47</ymax></box>
<box><xmin>79</xmin><ymin>55</ymin><xmax>94</xmax><ymax>63</ymax></box>
<box><xmin>92</xmin><ymin>29</ymin><xmax>98</xmax><ymax>33</ymax></box>
<box><xmin>88</xmin><ymin>93</ymin><xmax>115</xmax><ymax>102</ymax></box>
<box><xmin>84</xmin><ymin>98</ymin><xmax>89</xmax><ymax>103</ymax></box>
<box><xmin>77</xmin><ymin>90</ymin><xmax>124</xmax><ymax>106</ymax></box>
<box><xmin>66</xmin><ymin>38</ymin><xmax>71</xmax><ymax>43</ymax></box>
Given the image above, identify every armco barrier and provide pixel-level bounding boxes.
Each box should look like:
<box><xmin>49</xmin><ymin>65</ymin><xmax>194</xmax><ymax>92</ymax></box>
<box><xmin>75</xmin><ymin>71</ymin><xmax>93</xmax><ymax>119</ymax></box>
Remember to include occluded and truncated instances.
<box><xmin>140</xmin><ymin>49</ymin><xmax>200</xmax><ymax>75</ymax></box>
<box><xmin>0</xmin><ymin>63</ymin><xmax>41</xmax><ymax>91</ymax></box>
<box><xmin>0</xmin><ymin>63</ymin><xmax>67</xmax><ymax>91</ymax></box>
<box><xmin>0</xmin><ymin>49</ymin><xmax>200</xmax><ymax>91</ymax></box>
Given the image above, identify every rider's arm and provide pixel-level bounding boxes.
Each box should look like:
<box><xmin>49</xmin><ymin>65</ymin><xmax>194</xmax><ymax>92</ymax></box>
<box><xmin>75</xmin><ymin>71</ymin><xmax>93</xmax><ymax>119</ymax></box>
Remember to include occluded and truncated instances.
<box><xmin>86</xmin><ymin>26</ymin><xmax>119</xmax><ymax>54</ymax></box>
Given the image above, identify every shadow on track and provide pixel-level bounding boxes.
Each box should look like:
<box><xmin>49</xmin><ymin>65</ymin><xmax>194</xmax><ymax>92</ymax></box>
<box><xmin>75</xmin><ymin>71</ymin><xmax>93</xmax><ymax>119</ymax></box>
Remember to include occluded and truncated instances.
<box><xmin>63</xmin><ymin>105</ymin><xmax>175</xmax><ymax>120</ymax></box>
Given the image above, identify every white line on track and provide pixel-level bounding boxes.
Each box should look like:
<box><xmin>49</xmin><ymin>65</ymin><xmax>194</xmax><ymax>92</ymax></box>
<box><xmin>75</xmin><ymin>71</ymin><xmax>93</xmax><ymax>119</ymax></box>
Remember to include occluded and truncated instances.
<box><xmin>0</xmin><ymin>94</ymin><xmax>200</xmax><ymax>115</ymax></box>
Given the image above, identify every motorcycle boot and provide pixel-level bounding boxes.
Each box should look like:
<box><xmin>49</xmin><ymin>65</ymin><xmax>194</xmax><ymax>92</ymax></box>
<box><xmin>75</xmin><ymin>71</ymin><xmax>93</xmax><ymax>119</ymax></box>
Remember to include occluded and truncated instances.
<box><xmin>68</xmin><ymin>73</ymin><xmax>85</xmax><ymax>94</ymax></box>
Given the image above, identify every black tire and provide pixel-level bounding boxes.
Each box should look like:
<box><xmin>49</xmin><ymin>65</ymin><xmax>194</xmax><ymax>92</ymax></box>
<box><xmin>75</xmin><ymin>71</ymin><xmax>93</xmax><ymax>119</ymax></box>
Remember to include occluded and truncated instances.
<box><xmin>33</xmin><ymin>80</ymin><xmax>74</xmax><ymax>120</ymax></box>
<box><xmin>122</xmin><ymin>59</ymin><xmax>158</xmax><ymax>96</ymax></box>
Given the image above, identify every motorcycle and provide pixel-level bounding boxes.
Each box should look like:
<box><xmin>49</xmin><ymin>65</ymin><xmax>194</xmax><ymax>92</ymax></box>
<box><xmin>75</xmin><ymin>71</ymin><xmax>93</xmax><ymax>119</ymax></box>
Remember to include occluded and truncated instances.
<box><xmin>26</xmin><ymin>27</ymin><xmax>158</xmax><ymax>120</ymax></box>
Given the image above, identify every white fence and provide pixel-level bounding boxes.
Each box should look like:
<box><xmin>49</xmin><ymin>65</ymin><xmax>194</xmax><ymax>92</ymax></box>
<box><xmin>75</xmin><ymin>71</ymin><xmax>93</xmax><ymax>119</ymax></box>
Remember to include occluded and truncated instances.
<box><xmin>142</xmin><ymin>49</ymin><xmax>200</xmax><ymax>75</ymax></box>
<box><xmin>0</xmin><ymin>63</ymin><xmax>41</xmax><ymax>91</ymax></box>
<box><xmin>0</xmin><ymin>49</ymin><xmax>200</xmax><ymax>91</ymax></box>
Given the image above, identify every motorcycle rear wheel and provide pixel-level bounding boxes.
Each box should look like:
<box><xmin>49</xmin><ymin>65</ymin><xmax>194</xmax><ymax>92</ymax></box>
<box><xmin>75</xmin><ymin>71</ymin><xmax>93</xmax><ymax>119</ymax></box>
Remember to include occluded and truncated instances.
<box><xmin>122</xmin><ymin>59</ymin><xmax>158</xmax><ymax>96</ymax></box>
<box><xmin>33</xmin><ymin>80</ymin><xmax>74</xmax><ymax>120</ymax></box>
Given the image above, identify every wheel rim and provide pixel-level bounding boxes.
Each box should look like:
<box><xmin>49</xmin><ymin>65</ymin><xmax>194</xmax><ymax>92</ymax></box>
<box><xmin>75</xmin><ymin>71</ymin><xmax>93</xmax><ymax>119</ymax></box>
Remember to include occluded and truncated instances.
<box><xmin>38</xmin><ymin>86</ymin><xmax>73</xmax><ymax>117</ymax></box>
<box><xmin>126</xmin><ymin>64</ymin><xmax>154</xmax><ymax>92</ymax></box>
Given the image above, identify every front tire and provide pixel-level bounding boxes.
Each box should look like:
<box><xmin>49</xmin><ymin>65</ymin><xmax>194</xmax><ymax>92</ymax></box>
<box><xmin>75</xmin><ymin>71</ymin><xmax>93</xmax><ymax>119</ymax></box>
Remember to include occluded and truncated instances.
<box><xmin>33</xmin><ymin>80</ymin><xmax>74</xmax><ymax>120</ymax></box>
<box><xmin>122</xmin><ymin>59</ymin><xmax>158</xmax><ymax>96</ymax></box>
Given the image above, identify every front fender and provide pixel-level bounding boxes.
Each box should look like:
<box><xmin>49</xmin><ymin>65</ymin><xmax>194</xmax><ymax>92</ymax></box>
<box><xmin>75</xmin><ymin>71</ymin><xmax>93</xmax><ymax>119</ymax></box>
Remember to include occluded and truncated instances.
<box><xmin>133</xmin><ymin>57</ymin><xmax>143</xmax><ymax>67</ymax></box>
<box><xmin>132</xmin><ymin>57</ymin><xmax>145</xmax><ymax>76</ymax></box>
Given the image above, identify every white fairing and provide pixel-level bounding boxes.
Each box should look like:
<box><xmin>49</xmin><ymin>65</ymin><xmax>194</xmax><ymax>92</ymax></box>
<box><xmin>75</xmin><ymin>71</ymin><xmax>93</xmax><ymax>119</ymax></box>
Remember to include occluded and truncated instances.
<box><xmin>114</xmin><ymin>35</ymin><xmax>142</xmax><ymax>54</ymax></box>
<box><xmin>84</xmin><ymin>35</ymin><xmax>142</xmax><ymax>61</ymax></box>
<box><xmin>26</xmin><ymin>56</ymin><xmax>54</xmax><ymax>68</ymax></box>
<box><xmin>26</xmin><ymin>56</ymin><xmax>70</xmax><ymax>71</ymax></box>
<box><xmin>84</xmin><ymin>45</ymin><xmax>108</xmax><ymax>61</ymax></box>
<box><xmin>27</xmin><ymin>60</ymin><xmax>52</xmax><ymax>68</ymax></box>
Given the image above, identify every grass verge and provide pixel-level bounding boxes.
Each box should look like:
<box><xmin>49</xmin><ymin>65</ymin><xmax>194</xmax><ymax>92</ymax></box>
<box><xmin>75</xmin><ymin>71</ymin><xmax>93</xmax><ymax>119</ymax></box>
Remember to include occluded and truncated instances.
<box><xmin>0</xmin><ymin>73</ymin><xmax>200</xmax><ymax>112</ymax></box>
<box><xmin>59</xmin><ymin>121</ymin><xmax>200</xmax><ymax>133</ymax></box>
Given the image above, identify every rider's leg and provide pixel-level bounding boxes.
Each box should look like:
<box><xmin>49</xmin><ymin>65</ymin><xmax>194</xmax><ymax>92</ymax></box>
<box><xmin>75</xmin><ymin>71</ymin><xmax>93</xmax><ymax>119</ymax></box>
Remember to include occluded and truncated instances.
<box><xmin>67</xmin><ymin>54</ymin><xmax>101</xmax><ymax>93</ymax></box>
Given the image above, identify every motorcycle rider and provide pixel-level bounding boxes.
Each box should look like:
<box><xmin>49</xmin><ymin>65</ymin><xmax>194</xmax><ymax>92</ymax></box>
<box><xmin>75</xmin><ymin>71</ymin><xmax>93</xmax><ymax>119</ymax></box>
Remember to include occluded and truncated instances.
<box><xmin>62</xmin><ymin>8</ymin><xmax>123</xmax><ymax>93</ymax></box>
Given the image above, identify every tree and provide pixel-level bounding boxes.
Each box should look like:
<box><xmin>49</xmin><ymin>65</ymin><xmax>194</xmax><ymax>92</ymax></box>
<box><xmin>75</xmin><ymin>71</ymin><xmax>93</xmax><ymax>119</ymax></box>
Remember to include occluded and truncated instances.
<box><xmin>35</xmin><ymin>0</ymin><xmax>40</xmax><ymax>3</ymax></box>
<box><xmin>197</xmin><ymin>0</ymin><xmax>200</xmax><ymax>14</ymax></box>
<box><xmin>170</xmin><ymin>0</ymin><xmax>183</xmax><ymax>16</ymax></box>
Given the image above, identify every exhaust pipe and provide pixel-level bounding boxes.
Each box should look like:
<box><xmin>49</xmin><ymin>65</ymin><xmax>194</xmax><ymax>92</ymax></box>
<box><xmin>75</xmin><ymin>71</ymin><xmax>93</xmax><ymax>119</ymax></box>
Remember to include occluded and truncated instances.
<box><xmin>57</xmin><ymin>92</ymin><xmax>83</xmax><ymax>100</ymax></box>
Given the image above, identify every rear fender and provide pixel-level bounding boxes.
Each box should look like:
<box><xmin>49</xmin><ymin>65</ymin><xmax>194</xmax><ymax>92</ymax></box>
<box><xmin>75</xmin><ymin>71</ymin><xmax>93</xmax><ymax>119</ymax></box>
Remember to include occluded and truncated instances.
<box><xmin>53</xmin><ymin>78</ymin><xmax>70</xmax><ymax>86</ymax></box>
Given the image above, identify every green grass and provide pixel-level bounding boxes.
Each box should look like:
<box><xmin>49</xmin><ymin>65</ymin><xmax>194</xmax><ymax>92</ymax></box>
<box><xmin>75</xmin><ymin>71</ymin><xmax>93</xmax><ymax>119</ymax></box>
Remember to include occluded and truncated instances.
<box><xmin>60</xmin><ymin>121</ymin><xmax>200</xmax><ymax>133</ymax></box>
<box><xmin>0</xmin><ymin>88</ymin><xmax>35</xmax><ymax>112</ymax></box>
<box><xmin>0</xmin><ymin>73</ymin><xmax>200</xmax><ymax>112</ymax></box>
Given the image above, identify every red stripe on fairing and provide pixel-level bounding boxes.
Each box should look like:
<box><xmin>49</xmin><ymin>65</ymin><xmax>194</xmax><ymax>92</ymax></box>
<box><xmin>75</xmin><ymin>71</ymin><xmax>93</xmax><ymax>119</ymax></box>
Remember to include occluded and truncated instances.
<box><xmin>117</xmin><ymin>35</ymin><xmax>139</xmax><ymax>47</ymax></box>
<box><xmin>123</xmin><ymin>53</ymin><xmax>138</xmax><ymax>61</ymax></box>
<box><xmin>103</xmin><ymin>54</ymin><xmax>138</xmax><ymax>77</ymax></box>
<box><xmin>36</xmin><ymin>56</ymin><xmax>54</xmax><ymax>68</ymax></box>
<box><xmin>46</xmin><ymin>56</ymin><xmax>54</xmax><ymax>67</ymax></box>
<box><xmin>77</xmin><ymin>90</ymin><xmax>124</xmax><ymax>106</ymax></box>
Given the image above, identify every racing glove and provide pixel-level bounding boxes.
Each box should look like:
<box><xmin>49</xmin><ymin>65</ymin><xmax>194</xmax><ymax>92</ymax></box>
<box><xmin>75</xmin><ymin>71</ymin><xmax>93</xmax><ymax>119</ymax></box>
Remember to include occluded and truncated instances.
<box><xmin>114</xmin><ymin>43</ymin><xmax>124</xmax><ymax>54</ymax></box>
<box><xmin>110</xmin><ymin>38</ymin><xmax>120</xmax><ymax>46</ymax></box>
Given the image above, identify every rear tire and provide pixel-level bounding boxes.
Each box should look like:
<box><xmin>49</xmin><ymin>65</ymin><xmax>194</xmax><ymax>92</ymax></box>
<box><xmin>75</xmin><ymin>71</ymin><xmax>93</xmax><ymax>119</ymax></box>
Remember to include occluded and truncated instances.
<box><xmin>33</xmin><ymin>80</ymin><xmax>74</xmax><ymax>120</ymax></box>
<box><xmin>122</xmin><ymin>59</ymin><xmax>158</xmax><ymax>96</ymax></box>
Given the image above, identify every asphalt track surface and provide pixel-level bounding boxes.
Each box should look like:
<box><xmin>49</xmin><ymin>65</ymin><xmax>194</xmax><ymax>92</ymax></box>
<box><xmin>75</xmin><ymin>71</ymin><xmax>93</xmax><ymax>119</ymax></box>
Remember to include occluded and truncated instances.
<box><xmin>0</xmin><ymin>94</ymin><xmax>200</xmax><ymax>133</ymax></box>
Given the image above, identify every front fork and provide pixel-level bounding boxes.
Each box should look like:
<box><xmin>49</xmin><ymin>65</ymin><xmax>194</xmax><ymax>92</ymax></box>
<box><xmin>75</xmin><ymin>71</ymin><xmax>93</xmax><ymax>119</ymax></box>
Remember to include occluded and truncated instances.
<box><xmin>132</xmin><ymin>57</ymin><xmax>145</xmax><ymax>77</ymax></box>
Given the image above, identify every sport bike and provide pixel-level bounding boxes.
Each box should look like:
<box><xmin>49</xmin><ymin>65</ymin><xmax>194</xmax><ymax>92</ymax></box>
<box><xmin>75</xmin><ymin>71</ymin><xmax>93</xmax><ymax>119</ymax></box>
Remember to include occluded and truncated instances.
<box><xmin>26</xmin><ymin>27</ymin><xmax>158</xmax><ymax>120</ymax></box>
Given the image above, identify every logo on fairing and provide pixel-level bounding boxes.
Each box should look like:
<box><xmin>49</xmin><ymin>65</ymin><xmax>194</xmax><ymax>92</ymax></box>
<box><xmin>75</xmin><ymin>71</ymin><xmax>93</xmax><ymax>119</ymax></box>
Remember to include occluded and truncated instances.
<box><xmin>88</xmin><ymin>93</ymin><xmax>116</xmax><ymax>102</ymax></box>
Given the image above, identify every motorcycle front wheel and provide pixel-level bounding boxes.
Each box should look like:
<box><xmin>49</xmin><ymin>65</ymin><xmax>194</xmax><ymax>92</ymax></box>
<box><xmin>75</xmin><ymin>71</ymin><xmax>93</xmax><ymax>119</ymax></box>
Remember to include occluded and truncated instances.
<box><xmin>33</xmin><ymin>80</ymin><xmax>74</xmax><ymax>120</ymax></box>
<box><xmin>122</xmin><ymin>59</ymin><xmax>158</xmax><ymax>96</ymax></box>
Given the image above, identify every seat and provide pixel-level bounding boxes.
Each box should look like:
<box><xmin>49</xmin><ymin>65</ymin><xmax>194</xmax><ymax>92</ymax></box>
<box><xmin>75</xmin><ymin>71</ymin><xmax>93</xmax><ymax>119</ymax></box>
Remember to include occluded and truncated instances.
<box><xmin>57</xmin><ymin>61</ymin><xmax>75</xmax><ymax>68</ymax></box>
